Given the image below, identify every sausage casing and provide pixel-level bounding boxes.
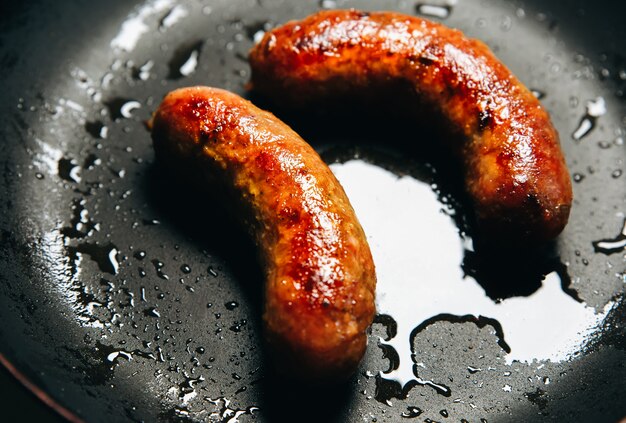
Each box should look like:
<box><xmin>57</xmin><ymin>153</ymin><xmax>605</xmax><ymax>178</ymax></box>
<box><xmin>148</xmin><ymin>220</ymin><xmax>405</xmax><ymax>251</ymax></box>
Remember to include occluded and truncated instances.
<box><xmin>150</xmin><ymin>86</ymin><xmax>376</xmax><ymax>380</ymax></box>
<box><xmin>249</xmin><ymin>10</ymin><xmax>573</xmax><ymax>242</ymax></box>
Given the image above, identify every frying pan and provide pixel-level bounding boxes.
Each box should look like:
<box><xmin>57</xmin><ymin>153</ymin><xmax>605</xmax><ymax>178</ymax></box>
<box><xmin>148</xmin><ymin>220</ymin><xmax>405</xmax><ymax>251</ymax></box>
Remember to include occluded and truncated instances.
<box><xmin>0</xmin><ymin>0</ymin><xmax>624</xmax><ymax>421</ymax></box>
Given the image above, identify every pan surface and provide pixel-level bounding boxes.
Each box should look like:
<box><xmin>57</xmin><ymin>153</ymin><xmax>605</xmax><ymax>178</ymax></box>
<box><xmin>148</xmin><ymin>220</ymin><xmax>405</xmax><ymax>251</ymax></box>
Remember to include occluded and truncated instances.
<box><xmin>0</xmin><ymin>0</ymin><xmax>625</xmax><ymax>421</ymax></box>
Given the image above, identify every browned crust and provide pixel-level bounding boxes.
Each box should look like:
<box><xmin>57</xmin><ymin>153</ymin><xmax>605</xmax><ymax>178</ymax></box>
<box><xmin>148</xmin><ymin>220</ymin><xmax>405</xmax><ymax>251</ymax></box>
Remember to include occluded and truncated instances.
<box><xmin>249</xmin><ymin>9</ymin><xmax>573</xmax><ymax>242</ymax></box>
<box><xmin>151</xmin><ymin>86</ymin><xmax>376</xmax><ymax>380</ymax></box>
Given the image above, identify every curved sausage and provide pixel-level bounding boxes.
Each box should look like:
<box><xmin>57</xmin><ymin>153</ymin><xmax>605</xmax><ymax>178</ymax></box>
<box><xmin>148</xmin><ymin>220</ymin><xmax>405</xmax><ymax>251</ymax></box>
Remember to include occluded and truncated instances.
<box><xmin>249</xmin><ymin>10</ymin><xmax>573</xmax><ymax>242</ymax></box>
<box><xmin>150</xmin><ymin>86</ymin><xmax>376</xmax><ymax>380</ymax></box>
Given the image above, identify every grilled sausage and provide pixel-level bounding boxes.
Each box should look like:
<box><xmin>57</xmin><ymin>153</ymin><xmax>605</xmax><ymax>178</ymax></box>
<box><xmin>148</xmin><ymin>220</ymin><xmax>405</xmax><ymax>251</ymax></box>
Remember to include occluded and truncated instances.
<box><xmin>249</xmin><ymin>10</ymin><xmax>573</xmax><ymax>242</ymax></box>
<box><xmin>150</xmin><ymin>86</ymin><xmax>376</xmax><ymax>380</ymax></box>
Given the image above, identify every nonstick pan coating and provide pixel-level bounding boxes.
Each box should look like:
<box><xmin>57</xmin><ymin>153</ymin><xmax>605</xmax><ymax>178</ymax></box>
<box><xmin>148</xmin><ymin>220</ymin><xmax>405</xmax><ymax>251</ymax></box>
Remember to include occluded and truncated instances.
<box><xmin>0</xmin><ymin>0</ymin><xmax>624</xmax><ymax>421</ymax></box>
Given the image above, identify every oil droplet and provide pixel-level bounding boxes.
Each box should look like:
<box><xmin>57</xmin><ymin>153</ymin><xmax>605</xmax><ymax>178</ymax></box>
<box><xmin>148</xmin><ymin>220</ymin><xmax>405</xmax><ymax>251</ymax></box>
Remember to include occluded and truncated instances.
<box><xmin>168</xmin><ymin>408</ymin><xmax>190</xmax><ymax>419</ymax></box>
<box><xmin>133</xmin><ymin>60</ymin><xmax>154</xmax><ymax>81</ymax></box>
<box><xmin>134</xmin><ymin>250</ymin><xmax>147</xmax><ymax>260</ymax></box>
<box><xmin>585</xmin><ymin>96</ymin><xmax>607</xmax><ymax>117</ymax></box>
<box><xmin>85</xmin><ymin>121</ymin><xmax>109</xmax><ymax>139</ymax></box>
<box><xmin>168</xmin><ymin>40</ymin><xmax>203</xmax><ymax>79</ymax></box>
<box><xmin>107</xmin><ymin>350</ymin><xmax>133</xmax><ymax>363</ymax></box>
<box><xmin>180</xmin><ymin>264</ymin><xmax>191</xmax><ymax>274</ymax></box>
<box><xmin>319</xmin><ymin>0</ymin><xmax>337</xmax><ymax>9</ymax></box>
<box><xmin>592</xmin><ymin>218</ymin><xmax>626</xmax><ymax>255</ymax></box>
<box><xmin>159</xmin><ymin>5</ymin><xmax>188</xmax><ymax>31</ymax></box>
<box><xmin>123</xmin><ymin>289</ymin><xmax>135</xmax><ymax>308</ymax></box>
<box><xmin>244</xmin><ymin>21</ymin><xmax>273</xmax><ymax>44</ymax></box>
<box><xmin>61</xmin><ymin>199</ymin><xmax>98</xmax><ymax>239</ymax></box>
<box><xmin>112</xmin><ymin>168</ymin><xmax>127</xmax><ymax>179</ymax></box>
<box><xmin>225</xmin><ymin>301</ymin><xmax>239</xmax><ymax>310</ymax></box>
<box><xmin>67</xmin><ymin>242</ymin><xmax>119</xmax><ymax>274</ymax></box>
<box><xmin>152</xmin><ymin>259</ymin><xmax>169</xmax><ymax>280</ymax></box>
<box><xmin>573</xmin><ymin>173</ymin><xmax>585</xmax><ymax>183</ymax></box>
<box><xmin>179</xmin><ymin>375</ymin><xmax>204</xmax><ymax>404</ymax></box>
<box><xmin>204</xmin><ymin>397</ymin><xmax>259</xmax><ymax>422</ymax></box>
<box><xmin>401</xmin><ymin>406</ymin><xmax>423</xmax><ymax>418</ymax></box>
<box><xmin>229</xmin><ymin>319</ymin><xmax>247</xmax><ymax>332</ymax></box>
<box><xmin>120</xmin><ymin>101</ymin><xmax>141</xmax><ymax>118</ymax></box>
<box><xmin>572</xmin><ymin>97</ymin><xmax>606</xmax><ymax>141</ymax></box>
<box><xmin>144</xmin><ymin>307</ymin><xmax>161</xmax><ymax>317</ymax></box>
<box><xmin>531</xmin><ymin>89</ymin><xmax>546</xmax><ymax>100</ymax></box>
<box><xmin>83</xmin><ymin>154</ymin><xmax>101</xmax><ymax>170</ymax></box>
<box><xmin>467</xmin><ymin>366</ymin><xmax>482</xmax><ymax>374</ymax></box>
<box><xmin>58</xmin><ymin>157</ymin><xmax>81</xmax><ymax>183</ymax></box>
<box><xmin>440</xmin><ymin>409</ymin><xmax>449</xmax><ymax>418</ymax></box>
<box><xmin>415</xmin><ymin>1</ymin><xmax>456</xmax><ymax>19</ymax></box>
<box><xmin>208</xmin><ymin>266</ymin><xmax>218</xmax><ymax>277</ymax></box>
<box><xmin>142</xmin><ymin>218</ymin><xmax>161</xmax><ymax>226</ymax></box>
<box><xmin>179</xmin><ymin>52</ymin><xmax>199</xmax><ymax>77</ymax></box>
<box><xmin>105</xmin><ymin>346</ymin><xmax>156</xmax><ymax>364</ymax></box>
<box><xmin>105</xmin><ymin>97</ymin><xmax>141</xmax><ymax>120</ymax></box>
<box><xmin>101</xmin><ymin>72</ymin><xmax>114</xmax><ymax>89</ymax></box>
<box><xmin>611</xmin><ymin>169</ymin><xmax>622</xmax><ymax>178</ymax></box>
<box><xmin>59</xmin><ymin>98</ymin><xmax>84</xmax><ymax>113</ymax></box>
<box><xmin>599</xmin><ymin>68</ymin><xmax>610</xmax><ymax>80</ymax></box>
<box><xmin>500</xmin><ymin>15</ymin><xmax>512</xmax><ymax>31</ymax></box>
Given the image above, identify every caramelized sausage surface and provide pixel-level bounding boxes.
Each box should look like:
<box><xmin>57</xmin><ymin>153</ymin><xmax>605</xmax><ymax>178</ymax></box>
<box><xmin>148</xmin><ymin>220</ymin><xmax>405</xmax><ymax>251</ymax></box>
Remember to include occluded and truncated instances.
<box><xmin>151</xmin><ymin>87</ymin><xmax>376</xmax><ymax>380</ymax></box>
<box><xmin>249</xmin><ymin>10</ymin><xmax>573</xmax><ymax>241</ymax></box>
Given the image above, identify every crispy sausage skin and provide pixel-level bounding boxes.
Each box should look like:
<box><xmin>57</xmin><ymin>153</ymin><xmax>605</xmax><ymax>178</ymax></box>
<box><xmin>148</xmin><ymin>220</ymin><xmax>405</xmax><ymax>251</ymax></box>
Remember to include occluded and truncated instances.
<box><xmin>249</xmin><ymin>10</ymin><xmax>573</xmax><ymax>242</ymax></box>
<box><xmin>151</xmin><ymin>87</ymin><xmax>376</xmax><ymax>380</ymax></box>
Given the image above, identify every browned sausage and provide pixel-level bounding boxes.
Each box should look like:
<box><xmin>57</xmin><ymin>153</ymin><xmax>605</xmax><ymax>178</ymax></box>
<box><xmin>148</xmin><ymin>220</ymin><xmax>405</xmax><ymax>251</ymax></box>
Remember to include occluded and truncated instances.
<box><xmin>150</xmin><ymin>86</ymin><xmax>376</xmax><ymax>381</ymax></box>
<box><xmin>249</xmin><ymin>10</ymin><xmax>573</xmax><ymax>242</ymax></box>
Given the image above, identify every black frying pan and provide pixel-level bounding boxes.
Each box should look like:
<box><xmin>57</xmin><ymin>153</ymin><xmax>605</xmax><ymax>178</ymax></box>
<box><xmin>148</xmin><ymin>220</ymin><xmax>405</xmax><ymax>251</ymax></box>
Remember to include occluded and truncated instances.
<box><xmin>1</xmin><ymin>0</ymin><xmax>624</xmax><ymax>421</ymax></box>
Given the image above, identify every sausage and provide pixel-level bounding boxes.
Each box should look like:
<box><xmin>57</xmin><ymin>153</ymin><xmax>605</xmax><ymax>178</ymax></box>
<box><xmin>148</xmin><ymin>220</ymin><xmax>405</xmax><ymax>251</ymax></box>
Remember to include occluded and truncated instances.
<box><xmin>150</xmin><ymin>86</ymin><xmax>376</xmax><ymax>381</ymax></box>
<box><xmin>249</xmin><ymin>10</ymin><xmax>573</xmax><ymax>242</ymax></box>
